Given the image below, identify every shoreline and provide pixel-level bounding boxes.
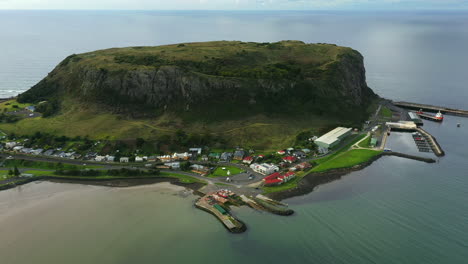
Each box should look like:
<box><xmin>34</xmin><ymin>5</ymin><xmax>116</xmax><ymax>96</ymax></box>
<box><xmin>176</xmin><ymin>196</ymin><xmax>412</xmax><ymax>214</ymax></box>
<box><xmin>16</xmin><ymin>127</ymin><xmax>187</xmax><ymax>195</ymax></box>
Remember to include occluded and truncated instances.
<box><xmin>0</xmin><ymin>176</ymin><xmax>205</xmax><ymax>193</ymax></box>
<box><xmin>266</xmin><ymin>152</ymin><xmax>435</xmax><ymax>201</ymax></box>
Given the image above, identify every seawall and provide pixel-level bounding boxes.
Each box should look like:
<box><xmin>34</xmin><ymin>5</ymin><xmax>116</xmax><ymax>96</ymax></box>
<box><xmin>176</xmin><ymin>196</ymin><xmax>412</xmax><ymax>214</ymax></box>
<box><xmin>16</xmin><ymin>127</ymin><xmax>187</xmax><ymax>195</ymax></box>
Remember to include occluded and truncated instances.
<box><xmin>267</xmin><ymin>151</ymin><xmax>435</xmax><ymax>201</ymax></box>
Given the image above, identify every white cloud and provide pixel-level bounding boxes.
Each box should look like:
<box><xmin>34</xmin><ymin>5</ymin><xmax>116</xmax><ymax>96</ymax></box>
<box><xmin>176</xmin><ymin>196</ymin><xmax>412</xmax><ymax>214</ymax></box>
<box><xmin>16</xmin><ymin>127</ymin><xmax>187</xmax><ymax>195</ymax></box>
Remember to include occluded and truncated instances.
<box><xmin>0</xmin><ymin>0</ymin><xmax>467</xmax><ymax>10</ymax></box>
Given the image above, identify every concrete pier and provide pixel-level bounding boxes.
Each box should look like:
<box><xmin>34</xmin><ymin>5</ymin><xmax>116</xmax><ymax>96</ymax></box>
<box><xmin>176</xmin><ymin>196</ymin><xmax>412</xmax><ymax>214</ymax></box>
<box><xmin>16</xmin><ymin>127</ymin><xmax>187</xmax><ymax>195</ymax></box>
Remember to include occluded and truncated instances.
<box><xmin>394</xmin><ymin>101</ymin><xmax>468</xmax><ymax>117</ymax></box>
<box><xmin>416</xmin><ymin>128</ymin><xmax>445</xmax><ymax>157</ymax></box>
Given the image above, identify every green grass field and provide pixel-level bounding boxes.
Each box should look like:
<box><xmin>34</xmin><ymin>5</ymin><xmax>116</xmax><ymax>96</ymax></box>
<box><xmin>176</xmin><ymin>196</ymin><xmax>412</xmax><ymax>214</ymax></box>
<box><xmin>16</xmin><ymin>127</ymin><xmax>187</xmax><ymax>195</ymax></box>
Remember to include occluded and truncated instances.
<box><xmin>380</xmin><ymin>106</ymin><xmax>393</xmax><ymax>118</ymax></box>
<box><xmin>209</xmin><ymin>166</ymin><xmax>244</xmax><ymax>178</ymax></box>
<box><xmin>311</xmin><ymin>149</ymin><xmax>382</xmax><ymax>173</ymax></box>
<box><xmin>0</xmin><ymin>99</ymin><xmax>32</xmax><ymax>113</ymax></box>
<box><xmin>358</xmin><ymin>135</ymin><xmax>371</xmax><ymax>148</ymax></box>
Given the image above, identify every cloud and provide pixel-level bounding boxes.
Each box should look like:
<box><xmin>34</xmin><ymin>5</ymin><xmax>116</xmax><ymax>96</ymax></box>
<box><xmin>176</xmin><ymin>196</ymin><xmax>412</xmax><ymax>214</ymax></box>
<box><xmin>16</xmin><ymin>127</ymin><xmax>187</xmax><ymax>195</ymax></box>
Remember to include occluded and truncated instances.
<box><xmin>0</xmin><ymin>0</ymin><xmax>467</xmax><ymax>10</ymax></box>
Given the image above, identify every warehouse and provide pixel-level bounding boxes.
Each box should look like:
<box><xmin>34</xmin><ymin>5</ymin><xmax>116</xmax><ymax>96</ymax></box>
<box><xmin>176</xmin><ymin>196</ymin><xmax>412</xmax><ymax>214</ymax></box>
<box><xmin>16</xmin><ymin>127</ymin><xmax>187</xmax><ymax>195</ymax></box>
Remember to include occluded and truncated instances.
<box><xmin>314</xmin><ymin>127</ymin><xmax>352</xmax><ymax>149</ymax></box>
<box><xmin>408</xmin><ymin>112</ymin><xmax>423</xmax><ymax>126</ymax></box>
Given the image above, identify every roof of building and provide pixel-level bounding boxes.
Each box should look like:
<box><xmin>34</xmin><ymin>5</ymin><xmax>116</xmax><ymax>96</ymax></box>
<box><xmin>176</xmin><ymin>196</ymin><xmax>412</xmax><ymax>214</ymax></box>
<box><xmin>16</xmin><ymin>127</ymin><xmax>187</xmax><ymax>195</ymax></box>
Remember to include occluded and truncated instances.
<box><xmin>264</xmin><ymin>179</ymin><xmax>282</xmax><ymax>185</ymax></box>
<box><xmin>282</xmin><ymin>156</ymin><xmax>297</xmax><ymax>162</ymax></box>
<box><xmin>315</xmin><ymin>127</ymin><xmax>352</xmax><ymax>145</ymax></box>
<box><xmin>213</xmin><ymin>204</ymin><xmax>227</xmax><ymax>214</ymax></box>
<box><xmin>243</xmin><ymin>156</ymin><xmax>254</xmax><ymax>161</ymax></box>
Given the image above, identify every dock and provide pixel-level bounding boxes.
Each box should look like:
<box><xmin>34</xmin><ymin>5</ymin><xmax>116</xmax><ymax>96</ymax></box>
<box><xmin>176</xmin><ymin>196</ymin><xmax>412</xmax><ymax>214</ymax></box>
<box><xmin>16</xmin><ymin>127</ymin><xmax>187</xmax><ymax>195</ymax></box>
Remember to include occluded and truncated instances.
<box><xmin>394</xmin><ymin>101</ymin><xmax>468</xmax><ymax>117</ymax></box>
<box><xmin>385</xmin><ymin>121</ymin><xmax>445</xmax><ymax>156</ymax></box>
<box><xmin>416</xmin><ymin>128</ymin><xmax>445</xmax><ymax>157</ymax></box>
<box><xmin>195</xmin><ymin>196</ymin><xmax>246</xmax><ymax>233</ymax></box>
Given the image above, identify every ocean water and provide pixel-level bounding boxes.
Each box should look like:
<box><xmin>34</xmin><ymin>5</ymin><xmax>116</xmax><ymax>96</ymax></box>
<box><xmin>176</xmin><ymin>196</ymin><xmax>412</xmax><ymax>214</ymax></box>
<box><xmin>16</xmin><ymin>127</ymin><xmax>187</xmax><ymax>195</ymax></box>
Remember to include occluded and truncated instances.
<box><xmin>1</xmin><ymin>11</ymin><xmax>468</xmax><ymax>107</ymax></box>
<box><xmin>0</xmin><ymin>11</ymin><xmax>468</xmax><ymax>264</ymax></box>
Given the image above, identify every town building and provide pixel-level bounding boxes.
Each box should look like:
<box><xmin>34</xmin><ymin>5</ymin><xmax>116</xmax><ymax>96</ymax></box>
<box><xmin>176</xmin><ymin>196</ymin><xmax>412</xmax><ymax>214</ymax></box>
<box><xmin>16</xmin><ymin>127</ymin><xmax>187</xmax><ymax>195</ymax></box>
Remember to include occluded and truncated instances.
<box><xmin>282</xmin><ymin>156</ymin><xmax>297</xmax><ymax>164</ymax></box>
<box><xmin>12</xmin><ymin>146</ymin><xmax>24</xmax><ymax>152</ymax></box>
<box><xmin>147</xmin><ymin>156</ymin><xmax>157</xmax><ymax>162</ymax></box>
<box><xmin>158</xmin><ymin>155</ymin><xmax>173</xmax><ymax>162</ymax></box>
<box><xmin>314</xmin><ymin>127</ymin><xmax>352</xmax><ymax>149</ymax></box>
<box><xmin>277</xmin><ymin>150</ymin><xmax>286</xmax><ymax>155</ymax></box>
<box><xmin>189</xmin><ymin>148</ymin><xmax>203</xmax><ymax>155</ymax></box>
<box><xmin>209</xmin><ymin>153</ymin><xmax>221</xmax><ymax>159</ymax></box>
<box><xmin>263</xmin><ymin>171</ymin><xmax>296</xmax><ymax>186</ymax></box>
<box><xmin>289</xmin><ymin>162</ymin><xmax>313</xmax><ymax>171</ymax></box>
<box><xmin>25</xmin><ymin>106</ymin><xmax>36</xmax><ymax>112</ymax></box>
<box><xmin>292</xmin><ymin>150</ymin><xmax>306</xmax><ymax>159</ymax></box>
<box><xmin>5</xmin><ymin>142</ymin><xmax>17</xmax><ymax>149</ymax></box>
<box><xmin>135</xmin><ymin>156</ymin><xmax>144</xmax><ymax>162</ymax></box>
<box><xmin>190</xmin><ymin>164</ymin><xmax>210</xmax><ymax>175</ymax></box>
<box><xmin>172</xmin><ymin>152</ymin><xmax>191</xmax><ymax>161</ymax></box>
<box><xmin>233</xmin><ymin>150</ymin><xmax>246</xmax><ymax>160</ymax></box>
<box><xmin>95</xmin><ymin>156</ymin><xmax>106</xmax><ymax>162</ymax></box>
<box><xmin>220</xmin><ymin>152</ymin><xmax>233</xmax><ymax>162</ymax></box>
<box><xmin>164</xmin><ymin>162</ymin><xmax>180</xmax><ymax>169</ymax></box>
<box><xmin>31</xmin><ymin>149</ymin><xmax>44</xmax><ymax>155</ymax></box>
<box><xmin>120</xmin><ymin>157</ymin><xmax>129</xmax><ymax>163</ymax></box>
<box><xmin>242</xmin><ymin>156</ymin><xmax>254</xmax><ymax>165</ymax></box>
<box><xmin>250</xmin><ymin>163</ymin><xmax>279</xmax><ymax>175</ymax></box>
<box><xmin>43</xmin><ymin>149</ymin><xmax>55</xmax><ymax>156</ymax></box>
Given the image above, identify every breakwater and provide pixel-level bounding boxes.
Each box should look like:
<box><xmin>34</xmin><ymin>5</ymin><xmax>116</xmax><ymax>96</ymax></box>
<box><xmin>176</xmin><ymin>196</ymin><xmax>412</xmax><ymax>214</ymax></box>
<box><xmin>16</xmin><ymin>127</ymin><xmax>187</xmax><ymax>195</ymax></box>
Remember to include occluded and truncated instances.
<box><xmin>394</xmin><ymin>101</ymin><xmax>468</xmax><ymax>117</ymax></box>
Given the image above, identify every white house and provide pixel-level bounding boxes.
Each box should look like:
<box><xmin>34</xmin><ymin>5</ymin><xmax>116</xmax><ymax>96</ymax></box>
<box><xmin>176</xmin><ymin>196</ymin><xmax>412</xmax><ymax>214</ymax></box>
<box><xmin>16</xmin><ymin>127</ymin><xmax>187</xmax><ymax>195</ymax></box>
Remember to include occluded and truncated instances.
<box><xmin>120</xmin><ymin>157</ymin><xmax>129</xmax><ymax>163</ymax></box>
<box><xmin>164</xmin><ymin>162</ymin><xmax>180</xmax><ymax>169</ymax></box>
<box><xmin>135</xmin><ymin>156</ymin><xmax>144</xmax><ymax>162</ymax></box>
<box><xmin>13</xmin><ymin>146</ymin><xmax>24</xmax><ymax>152</ymax></box>
<box><xmin>95</xmin><ymin>156</ymin><xmax>106</xmax><ymax>162</ymax></box>
<box><xmin>189</xmin><ymin>148</ymin><xmax>203</xmax><ymax>155</ymax></box>
<box><xmin>5</xmin><ymin>142</ymin><xmax>17</xmax><ymax>149</ymax></box>
<box><xmin>172</xmin><ymin>152</ymin><xmax>191</xmax><ymax>160</ymax></box>
<box><xmin>250</xmin><ymin>163</ymin><xmax>280</xmax><ymax>175</ymax></box>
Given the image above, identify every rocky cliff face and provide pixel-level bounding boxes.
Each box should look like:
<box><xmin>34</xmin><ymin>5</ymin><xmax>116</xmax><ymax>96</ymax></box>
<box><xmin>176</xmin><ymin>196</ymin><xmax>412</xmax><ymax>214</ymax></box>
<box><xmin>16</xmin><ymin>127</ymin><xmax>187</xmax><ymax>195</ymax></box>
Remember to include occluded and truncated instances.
<box><xmin>19</xmin><ymin>41</ymin><xmax>375</xmax><ymax>119</ymax></box>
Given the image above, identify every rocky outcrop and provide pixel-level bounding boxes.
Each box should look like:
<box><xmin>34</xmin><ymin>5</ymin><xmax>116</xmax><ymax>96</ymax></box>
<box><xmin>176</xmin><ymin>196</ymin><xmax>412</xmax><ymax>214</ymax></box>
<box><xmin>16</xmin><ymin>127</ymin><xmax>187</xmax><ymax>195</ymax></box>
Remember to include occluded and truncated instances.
<box><xmin>19</xmin><ymin>41</ymin><xmax>375</xmax><ymax>118</ymax></box>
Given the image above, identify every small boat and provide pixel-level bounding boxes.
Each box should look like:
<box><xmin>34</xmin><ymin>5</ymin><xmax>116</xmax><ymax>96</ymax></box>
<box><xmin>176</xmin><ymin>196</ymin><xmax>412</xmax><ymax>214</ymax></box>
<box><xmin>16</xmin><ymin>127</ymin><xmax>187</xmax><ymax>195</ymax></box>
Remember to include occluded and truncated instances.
<box><xmin>457</xmin><ymin>123</ymin><xmax>461</xmax><ymax>127</ymax></box>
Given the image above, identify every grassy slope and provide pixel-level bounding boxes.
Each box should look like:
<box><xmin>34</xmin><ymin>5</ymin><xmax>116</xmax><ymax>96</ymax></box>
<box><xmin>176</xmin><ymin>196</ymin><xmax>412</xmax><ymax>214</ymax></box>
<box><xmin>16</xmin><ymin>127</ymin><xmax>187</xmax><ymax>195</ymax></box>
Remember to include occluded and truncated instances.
<box><xmin>311</xmin><ymin>149</ymin><xmax>381</xmax><ymax>173</ymax></box>
<box><xmin>3</xmin><ymin>41</ymin><xmax>370</xmax><ymax>150</ymax></box>
<box><xmin>0</xmin><ymin>99</ymin><xmax>340</xmax><ymax>150</ymax></box>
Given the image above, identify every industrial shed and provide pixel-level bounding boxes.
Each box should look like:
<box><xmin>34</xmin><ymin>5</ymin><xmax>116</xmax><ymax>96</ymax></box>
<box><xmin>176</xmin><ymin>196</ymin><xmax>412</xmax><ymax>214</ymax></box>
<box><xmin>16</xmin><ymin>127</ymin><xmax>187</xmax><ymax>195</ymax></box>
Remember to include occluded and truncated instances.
<box><xmin>314</xmin><ymin>127</ymin><xmax>352</xmax><ymax>149</ymax></box>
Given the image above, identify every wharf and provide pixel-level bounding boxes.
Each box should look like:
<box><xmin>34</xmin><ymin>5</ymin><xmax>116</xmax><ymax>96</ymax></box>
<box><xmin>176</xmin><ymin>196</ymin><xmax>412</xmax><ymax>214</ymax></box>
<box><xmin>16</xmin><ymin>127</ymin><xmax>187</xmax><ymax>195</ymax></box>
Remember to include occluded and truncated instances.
<box><xmin>416</xmin><ymin>128</ymin><xmax>445</xmax><ymax>157</ymax></box>
<box><xmin>195</xmin><ymin>195</ymin><xmax>246</xmax><ymax>233</ymax></box>
<box><xmin>385</xmin><ymin>122</ymin><xmax>445</xmax><ymax>156</ymax></box>
<box><xmin>394</xmin><ymin>101</ymin><xmax>468</xmax><ymax>117</ymax></box>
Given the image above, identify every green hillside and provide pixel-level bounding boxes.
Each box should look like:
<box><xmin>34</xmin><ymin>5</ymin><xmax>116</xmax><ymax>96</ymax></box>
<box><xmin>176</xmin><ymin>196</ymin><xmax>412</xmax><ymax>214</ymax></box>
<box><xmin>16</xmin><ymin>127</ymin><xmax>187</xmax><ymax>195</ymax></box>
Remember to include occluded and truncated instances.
<box><xmin>2</xmin><ymin>41</ymin><xmax>376</xmax><ymax>150</ymax></box>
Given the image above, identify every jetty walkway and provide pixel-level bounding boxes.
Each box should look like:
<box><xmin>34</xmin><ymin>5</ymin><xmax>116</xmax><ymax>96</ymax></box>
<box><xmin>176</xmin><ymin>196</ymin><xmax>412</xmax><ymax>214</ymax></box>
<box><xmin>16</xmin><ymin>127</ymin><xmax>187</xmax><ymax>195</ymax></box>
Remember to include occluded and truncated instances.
<box><xmin>394</xmin><ymin>101</ymin><xmax>468</xmax><ymax>117</ymax></box>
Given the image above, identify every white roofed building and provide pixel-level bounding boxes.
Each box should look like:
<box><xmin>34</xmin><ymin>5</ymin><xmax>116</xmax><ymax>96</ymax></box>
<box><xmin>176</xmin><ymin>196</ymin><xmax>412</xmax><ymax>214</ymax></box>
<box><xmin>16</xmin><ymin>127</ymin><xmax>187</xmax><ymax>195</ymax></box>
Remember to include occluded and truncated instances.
<box><xmin>314</xmin><ymin>127</ymin><xmax>352</xmax><ymax>149</ymax></box>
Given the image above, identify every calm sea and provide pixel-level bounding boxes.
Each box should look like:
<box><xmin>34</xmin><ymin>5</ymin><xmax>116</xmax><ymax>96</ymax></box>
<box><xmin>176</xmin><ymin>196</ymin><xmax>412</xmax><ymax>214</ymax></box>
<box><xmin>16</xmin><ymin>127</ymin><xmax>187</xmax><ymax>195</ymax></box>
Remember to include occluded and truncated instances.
<box><xmin>0</xmin><ymin>11</ymin><xmax>467</xmax><ymax>264</ymax></box>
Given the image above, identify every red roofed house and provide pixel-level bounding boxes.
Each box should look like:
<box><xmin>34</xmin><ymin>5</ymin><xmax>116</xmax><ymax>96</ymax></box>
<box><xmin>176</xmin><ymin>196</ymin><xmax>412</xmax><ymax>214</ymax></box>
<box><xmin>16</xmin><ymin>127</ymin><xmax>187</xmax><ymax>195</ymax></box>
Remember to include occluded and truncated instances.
<box><xmin>243</xmin><ymin>156</ymin><xmax>254</xmax><ymax>165</ymax></box>
<box><xmin>282</xmin><ymin>156</ymin><xmax>297</xmax><ymax>164</ymax></box>
<box><xmin>277</xmin><ymin>150</ymin><xmax>286</xmax><ymax>155</ymax></box>
<box><xmin>263</xmin><ymin>172</ymin><xmax>296</xmax><ymax>186</ymax></box>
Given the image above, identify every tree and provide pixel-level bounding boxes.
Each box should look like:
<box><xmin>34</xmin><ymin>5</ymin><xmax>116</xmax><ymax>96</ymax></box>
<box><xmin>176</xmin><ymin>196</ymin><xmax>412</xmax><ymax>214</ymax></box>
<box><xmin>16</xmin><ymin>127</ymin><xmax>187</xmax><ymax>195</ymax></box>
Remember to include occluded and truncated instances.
<box><xmin>8</xmin><ymin>169</ymin><xmax>13</xmax><ymax>176</ymax></box>
<box><xmin>180</xmin><ymin>161</ymin><xmax>191</xmax><ymax>171</ymax></box>
<box><xmin>13</xmin><ymin>166</ymin><xmax>20</xmax><ymax>177</ymax></box>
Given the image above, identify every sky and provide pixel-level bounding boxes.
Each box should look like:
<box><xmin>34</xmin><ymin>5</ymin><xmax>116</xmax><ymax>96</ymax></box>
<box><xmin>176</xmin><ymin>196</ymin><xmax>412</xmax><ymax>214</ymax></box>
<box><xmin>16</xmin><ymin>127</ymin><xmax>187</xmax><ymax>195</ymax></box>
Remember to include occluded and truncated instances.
<box><xmin>0</xmin><ymin>0</ymin><xmax>467</xmax><ymax>10</ymax></box>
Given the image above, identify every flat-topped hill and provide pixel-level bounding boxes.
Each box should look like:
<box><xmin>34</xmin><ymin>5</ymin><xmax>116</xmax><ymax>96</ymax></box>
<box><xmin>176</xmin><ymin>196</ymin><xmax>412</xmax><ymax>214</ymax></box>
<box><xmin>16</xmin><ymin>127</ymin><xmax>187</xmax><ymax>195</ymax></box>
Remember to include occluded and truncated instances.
<box><xmin>6</xmin><ymin>41</ymin><xmax>376</xmax><ymax>149</ymax></box>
